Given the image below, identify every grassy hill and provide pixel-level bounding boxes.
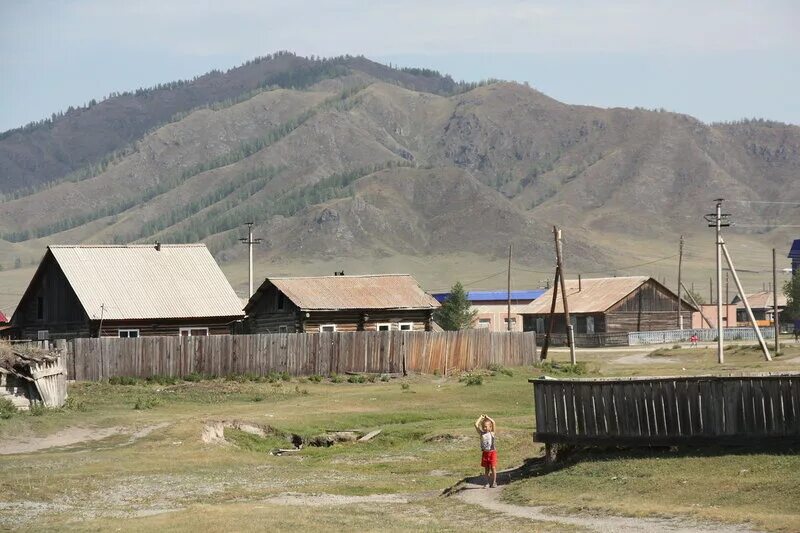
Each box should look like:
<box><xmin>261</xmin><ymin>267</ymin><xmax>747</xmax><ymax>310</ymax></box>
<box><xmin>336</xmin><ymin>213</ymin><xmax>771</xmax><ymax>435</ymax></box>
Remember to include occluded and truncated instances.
<box><xmin>0</xmin><ymin>54</ymin><xmax>797</xmax><ymax>314</ymax></box>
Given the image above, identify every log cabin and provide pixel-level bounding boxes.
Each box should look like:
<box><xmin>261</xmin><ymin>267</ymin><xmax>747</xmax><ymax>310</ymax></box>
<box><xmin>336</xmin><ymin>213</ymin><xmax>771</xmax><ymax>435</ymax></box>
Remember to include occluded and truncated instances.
<box><xmin>9</xmin><ymin>244</ymin><xmax>244</xmax><ymax>340</ymax></box>
<box><xmin>244</xmin><ymin>274</ymin><xmax>439</xmax><ymax>333</ymax></box>
<box><xmin>520</xmin><ymin>276</ymin><xmax>697</xmax><ymax>336</ymax></box>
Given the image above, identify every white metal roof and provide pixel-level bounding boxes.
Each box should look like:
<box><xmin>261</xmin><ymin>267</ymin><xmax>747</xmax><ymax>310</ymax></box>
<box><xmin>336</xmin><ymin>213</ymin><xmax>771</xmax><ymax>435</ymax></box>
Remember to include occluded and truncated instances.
<box><xmin>47</xmin><ymin>244</ymin><xmax>244</xmax><ymax>321</ymax></box>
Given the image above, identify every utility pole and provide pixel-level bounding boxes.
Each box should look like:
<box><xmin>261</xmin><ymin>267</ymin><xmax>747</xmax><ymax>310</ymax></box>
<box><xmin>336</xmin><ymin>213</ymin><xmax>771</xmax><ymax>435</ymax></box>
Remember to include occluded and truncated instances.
<box><xmin>507</xmin><ymin>244</ymin><xmax>513</xmax><ymax>331</ymax></box>
<box><xmin>239</xmin><ymin>222</ymin><xmax>262</xmax><ymax>299</ymax></box>
<box><xmin>705</xmin><ymin>199</ymin><xmax>729</xmax><ymax>364</ymax></box>
<box><xmin>98</xmin><ymin>303</ymin><xmax>106</xmax><ymax>381</ymax></box>
<box><xmin>540</xmin><ymin>267</ymin><xmax>560</xmax><ymax>360</ymax></box>
<box><xmin>554</xmin><ymin>226</ymin><xmax>576</xmax><ymax>364</ymax></box>
<box><xmin>677</xmin><ymin>235</ymin><xmax>684</xmax><ymax>329</ymax></box>
<box><xmin>773</xmin><ymin>248</ymin><xmax>780</xmax><ymax>354</ymax></box>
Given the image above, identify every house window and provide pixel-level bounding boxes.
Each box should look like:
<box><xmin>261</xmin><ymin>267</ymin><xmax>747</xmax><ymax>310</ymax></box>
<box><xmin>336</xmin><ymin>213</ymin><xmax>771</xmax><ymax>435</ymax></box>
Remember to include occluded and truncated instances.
<box><xmin>536</xmin><ymin>318</ymin><xmax>545</xmax><ymax>334</ymax></box>
<box><xmin>503</xmin><ymin>317</ymin><xmax>517</xmax><ymax>329</ymax></box>
<box><xmin>376</xmin><ymin>323</ymin><xmax>392</xmax><ymax>331</ymax></box>
<box><xmin>477</xmin><ymin>319</ymin><xmax>491</xmax><ymax>329</ymax></box>
<box><xmin>37</xmin><ymin>330</ymin><xmax>49</xmax><ymax>340</ymax></box>
<box><xmin>586</xmin><ymin>316</ymin><xmax>595</xmax><ymax>334</ymax></box>
<box><xmin>320</xmin><ymin>324</ymin><xmax>336</xmax><ymax>332</ymax></box>
<box><xmin>278</xmin><ymin>325</ymin><xmax>288</xmax><ymax>333</ymax></box>
<box><xmin>119</xmin><ymin>329</ymin><xmax>140</xmax><ymax>338</ymax></box>
<box><xmin>398</xmin><ymin>323</ymin><xmax>413</xmax><ymax>331</ymax></box>
<box><xmin>37</xmin><ymin>296</ymin><xmax>44</xmax><ymax>320</ymax></box>
<box><xmin>277</xmin><ymin>292</ymin><xmax>285</xmax><ymax>311</ymax></box>
<box><xmin>180</xmin><ymin>327</ymin><xmax>209</xmax><ymax>337</ymax></box>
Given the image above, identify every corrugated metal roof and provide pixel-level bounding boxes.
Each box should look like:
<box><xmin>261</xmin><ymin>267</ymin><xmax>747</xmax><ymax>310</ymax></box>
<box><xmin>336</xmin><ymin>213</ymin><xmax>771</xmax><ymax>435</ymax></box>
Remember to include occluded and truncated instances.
<box><xmin>48</xmin><ymin>245</ymin><xmax>244</xmax><ymax>320</ymax></box>
<box><xmin>732</xmin><ymin>291</ymin><xmax>787</xmax><ymax>310</ymax></box>
<box><xmin>432</xmin><ymin>290</ymin><xmax>545</xmax><ymax>303</ymax></box>
<box><xmin>788</xmin><ymin>239</ymin><xmax>800</xmax><ymax>259</ymax></box>
<box><xmin>521</xmin><ymin>276</ymin><xmax>652</xmax><ymax>314</ymax></box>
<box><xmin>250</xmin><ymin>274</ymin><xmax>440</xmax><ymax>311</ymax></box>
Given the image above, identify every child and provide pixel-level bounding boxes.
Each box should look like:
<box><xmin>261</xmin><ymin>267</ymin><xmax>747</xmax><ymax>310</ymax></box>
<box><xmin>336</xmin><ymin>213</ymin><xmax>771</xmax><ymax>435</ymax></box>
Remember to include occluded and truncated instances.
<box><xmin>474</xmin><ymin>414</ymin><xmax>497</xmax><ymax>488</ymax></box>
<box><xmin>690</xmin><ymin>334</ymin><xmax>698</xmax><ymax>347</ymax></box>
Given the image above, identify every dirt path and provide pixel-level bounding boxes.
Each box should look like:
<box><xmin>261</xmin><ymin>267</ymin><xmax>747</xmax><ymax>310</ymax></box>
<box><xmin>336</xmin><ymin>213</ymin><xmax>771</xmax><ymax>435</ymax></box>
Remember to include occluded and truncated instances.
<box><xmin>0</xmin><ymin>423</ymin><xmax>168</xmax><ymax>455</ymax></box>
<box><xmin>262</xmin><ymin>492</ymin><xmax>413</xmax><ymax>507</ymax></box>
<box><xmin>455</xmin><ymin>483</ymin><xmax>759</xmax><ymax>533</ymax></box>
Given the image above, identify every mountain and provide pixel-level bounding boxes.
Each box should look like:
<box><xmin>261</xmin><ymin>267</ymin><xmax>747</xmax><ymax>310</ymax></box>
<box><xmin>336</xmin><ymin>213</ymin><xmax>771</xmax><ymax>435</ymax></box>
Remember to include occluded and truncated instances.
<box><xmin>0</xmin><ymin>53</ymin><xmax>797</xmax><ymax>308</ymax></box>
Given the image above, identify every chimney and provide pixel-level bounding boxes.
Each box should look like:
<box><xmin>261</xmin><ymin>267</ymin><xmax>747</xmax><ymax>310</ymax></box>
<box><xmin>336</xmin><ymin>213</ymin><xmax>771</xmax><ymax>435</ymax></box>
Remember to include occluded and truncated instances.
<box><xmin>155</xmin><ymin>241</ymin><xmax>161</xmax><ymax>252</ymax></box>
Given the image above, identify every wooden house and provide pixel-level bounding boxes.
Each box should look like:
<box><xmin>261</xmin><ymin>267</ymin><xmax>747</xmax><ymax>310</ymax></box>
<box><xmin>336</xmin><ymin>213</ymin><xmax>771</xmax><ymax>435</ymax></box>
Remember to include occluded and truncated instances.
<box><xmin>432</xmin><ymin>290</ymin><xmax>545</xmax><ymax>332</ymax></box>
<box><xmin>10</xmin><ymin>244</ymin><xmax>244</xmax><ymax>340</ymax></box>
<box><xmin>730</xmin><ymin>291</ymin><xmax>787</xmax><ymax>328</ymax></box>
<box><xmin>520</xmin><ymin>276</ymin><xmax>696</xmax><ymax>335</ymax></box>
<box><xmin>244</xmin><ymin>274</ymin><xmax>439</xmax><ymax>333</ymax></box>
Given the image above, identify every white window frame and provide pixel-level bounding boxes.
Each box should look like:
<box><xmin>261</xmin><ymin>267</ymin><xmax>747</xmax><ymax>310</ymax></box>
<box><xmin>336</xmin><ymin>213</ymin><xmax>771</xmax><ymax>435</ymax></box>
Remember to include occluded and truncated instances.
<box><xmin>278</xmin><ymin>325</ymin><xmax>288</xmax><ymax>333</ymax></box>
<box><xmin>119</xmin><ymin>329</ymin><xmax>140</xmax><ymax>338</ymax></box>
<box><xmin>179</xmin><ymin>327</ymin><xmax>209</xmax><ymax>337</ymax></box>
<box><xmin>398</xmin><ymin>322</ymin><xmax>414</xmax><ymax>331</ymax></box>
<box><xmin>376</xmin><ymin>323</ymin><xmax>392</xmax><ymax>331</ymax></box>
<box><xmin>37</xmin><ymin>330</ymin><xmax>49</xmax><ymax>340</ymax></box>
<box><xmin>319</xmin><ymin>324</ymin><xmax>337</xmax><ymax>332</ymax></box>
<box><xmin>477</xmin><ymin>319</ymin><xmax>491</xmax><ymax>329</ymax></box>
<box><xmin>586</xmin><ymin>316</ymin><xmax>595</xmax><ymax>334</ymax></box>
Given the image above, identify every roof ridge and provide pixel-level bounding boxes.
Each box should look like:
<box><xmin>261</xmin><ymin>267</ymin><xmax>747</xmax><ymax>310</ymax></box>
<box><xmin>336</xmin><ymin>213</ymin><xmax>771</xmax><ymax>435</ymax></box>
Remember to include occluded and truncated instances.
<box><xmin>268</xmin><ymin>274</ymin><xmax>412</xmax><ymax>280</ymax></box>
<box><xmin>48</xmin><ymin>243</ymin><xmax>208</xmax><ymax>248</ymax></box>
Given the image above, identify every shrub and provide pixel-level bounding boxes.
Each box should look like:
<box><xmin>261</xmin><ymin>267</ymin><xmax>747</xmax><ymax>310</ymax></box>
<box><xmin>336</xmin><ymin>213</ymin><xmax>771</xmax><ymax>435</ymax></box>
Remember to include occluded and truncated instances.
<box><xmin>108</xmin><ymin>376</ymin><xmax>140</xmax><ymax>386</ymax></box>
<box><xmin>308</xmin><ymin>374</ymin><xmax>323</xmax><ymax>383</ymax></box>
<box><xmin>460</xmin><ymin>373</ymin><xmax>483</xmax><ymax>386</ymax></box>
<box><xmin>380</xmin><ymin>374</ymin><xmax>390</xmax><ymax>382</ymax></box>
<box><xmin>401</xmin><ymin>383</ymin><xmax>411</xmax><ymax>391</ymax></box>
<box><xmin>280</xmin><ymin>371</ymin><xmax>291</xmax><ymax>382</ymax></box>
<box><xmin>536</xmin><ymin>361</ymin><xmax>588</xmax><ymax>376</ymax></box>
<box><xmin>433</xmin><ymin>369</ymin><xmax>440</xmax><ymax>377</ymax></box>
<box><xmin>133</xmin><ymin>397</ymin><xmax>160</xmax><ymax>410</ymax></box>
<box><xmin>29</xmin><ymin>403</ymin><xmax>48</xmax><ymax>416</ymax></box>
<box><xmin>488</xmin><ymin>363</ymin><xmax>513</xmax><ymax>377</ymax></box>
<box><xmin>183</xmin><ymin>373</ymin><xmax>206</xmax><ymax>382</ymax></box>
<box><xmin>347</xmin><ymin>374</ymin><xmax>366</xmax><ymax>384</ymax></box>
<box><xmin>330</xmin><ymin>373</ymin><xmax>344</xmax><ymax>383</ymax></box>
<box><xmin>0</xmin><ymin>397</ymin><xmax>17</xmax><ymax>419</ymax></box>
<box><xmin>64</xmin><ymin>396</ymin><xmax>87</xmax><ymax>412</ymax></box>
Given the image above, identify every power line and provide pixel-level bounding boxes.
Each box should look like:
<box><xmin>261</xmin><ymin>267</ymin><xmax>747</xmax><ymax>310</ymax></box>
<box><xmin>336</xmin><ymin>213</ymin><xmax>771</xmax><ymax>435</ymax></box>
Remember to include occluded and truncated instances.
<box><xmin>580</xmin><ymin>254</ymin><xmax>678</xmax><ymax>275</ymax></box>
<box><xmin>729</xmin><ymin>200</ymin><xmax>800</xmax><ymax>205</ymax></box>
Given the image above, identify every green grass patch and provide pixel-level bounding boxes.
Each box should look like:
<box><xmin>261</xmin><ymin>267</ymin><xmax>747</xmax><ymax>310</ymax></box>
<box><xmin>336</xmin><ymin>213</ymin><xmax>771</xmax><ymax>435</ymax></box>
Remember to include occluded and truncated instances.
<box><xmin>0</xmin><ymin>397</ymin><xmax>17</xmax><ymax>419</ymax></box>
<box><xmin>535</xmin><ymin>361</ymin><xmax>588</xmax><ymax>376</ymax></box>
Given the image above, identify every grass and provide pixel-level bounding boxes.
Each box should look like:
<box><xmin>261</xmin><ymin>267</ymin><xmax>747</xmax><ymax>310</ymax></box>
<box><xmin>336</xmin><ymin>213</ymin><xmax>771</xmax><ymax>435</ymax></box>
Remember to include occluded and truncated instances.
<box><xmin>0</xmin><ymin>344</ymin><xmax>798</xmax><ymax>531</ymax></box>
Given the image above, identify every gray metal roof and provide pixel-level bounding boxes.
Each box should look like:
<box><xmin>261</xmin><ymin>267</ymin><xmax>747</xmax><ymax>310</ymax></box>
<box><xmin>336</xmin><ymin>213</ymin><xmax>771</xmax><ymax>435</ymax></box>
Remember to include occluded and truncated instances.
<box><xmin>248</xmin><ymin>274</ymin><xmax>440</xmax><ymax>312</ymax></box>
<box><xmin>47</xmin><ymin>244</ymin><xmax>244</xmax><ymax>321</ymax></box>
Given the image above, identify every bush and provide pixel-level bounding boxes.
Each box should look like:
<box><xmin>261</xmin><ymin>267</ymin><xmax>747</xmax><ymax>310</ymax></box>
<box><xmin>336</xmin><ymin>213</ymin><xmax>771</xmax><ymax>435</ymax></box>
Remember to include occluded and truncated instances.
<box><xmin>380</xmin><ymin>374</ymin><xmax>390</xmax><ymax>382</ymax></box>
<box><xmin>64</xmin><ymin>396</ymin><xmax>87</xmax><ymax>412</ymax></box>
<box><xmin>347</xmin><ymin>374</ymin><xmax>366</xmax><ymax>384</ymax></box>
<box><xmin>488</xmin><ymin>363</ymin><xmax>513</xmax><ymax>377</ymax></box>
<box><xmin>536</xmin><ymin>361</ymin><xmax>588</xmax><ymax>376</ymax></box>
<box><xmin>108</xmin><ymin>376</ymin><xmax>140</xmax><ymax>386</ymax></box>
<box><xmin>330</xmin><ymin>373</ymin><xmax>344</xmax><ymax>383</ymax></box>
<box><xmin>459</xmin><ymin>373</ymin><xmax>483</xmax><ymax>386</ymax></box>
<box><xmin>29</xmin><ymin>403</ymin><xmax>48</xmax><ymax>416</ymax></box>
<box><xmin>308</xmin><ymin>374</ymin><xmax>323</xmax><ymax>383</ymax></box>
<box><xmin>401</xmin><ymin>383</ymin><xmax>411</xmax><ymax>391</ymax></box>
<box><xmin>146</xmin><ymin>375</ymin><xmax>179</xmax><ymax>385</ymax></box>
<box><xmin>134</xmin><ymin>397</ymin><xmax>160</xmax><ymax>410</ymax></box>
<box><xmin>0</xmin><ymin>397</ymin><xmax>17</xmax><ymax>419</ymax></box>
<box><xmin>183</xmin><ymin>373</ymin><xmax>206</xmax><ymax>382</ymax></box>
<box><xmin>280</xmin><ymin>371</ymin><xmax>291</xmax><ymax>382</ymax></box>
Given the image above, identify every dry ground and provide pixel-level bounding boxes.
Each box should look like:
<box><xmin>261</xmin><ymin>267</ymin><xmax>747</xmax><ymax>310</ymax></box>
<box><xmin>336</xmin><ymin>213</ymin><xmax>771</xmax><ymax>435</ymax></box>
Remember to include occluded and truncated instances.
<box><xmin>0</xmin><ymin>342</ymin><xmax>798</xmax><ymax>531</ymax></box>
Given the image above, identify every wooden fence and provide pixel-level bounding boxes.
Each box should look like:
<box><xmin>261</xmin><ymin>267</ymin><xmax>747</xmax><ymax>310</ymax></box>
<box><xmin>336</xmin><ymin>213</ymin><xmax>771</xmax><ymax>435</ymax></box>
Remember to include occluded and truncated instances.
<box><xmin>628</xmin><ymin>327</ymin><xmax>774</xmax><ymax>346</ymax></box>
<box><xmin>531</xmin><ymin>374</ymin><xmax>800</xmax><ymax>446</ymax></box>
<box><xmin>64</xmin><ymin>330</ymin><xmax>538</xmax><ymax>381</ymax></box>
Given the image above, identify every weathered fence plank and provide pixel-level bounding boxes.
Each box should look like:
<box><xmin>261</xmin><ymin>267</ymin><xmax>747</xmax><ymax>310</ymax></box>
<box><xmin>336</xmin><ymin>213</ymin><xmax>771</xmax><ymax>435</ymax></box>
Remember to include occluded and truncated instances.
<box><xmin>532</xmin><ymin>374</ymin><xmax>800</xmax><ymax>446</ymax></box>
<box><xmin>67</xmin><ymin>330</ymin><xmax>537</xmax><ymax>380</ymax></box>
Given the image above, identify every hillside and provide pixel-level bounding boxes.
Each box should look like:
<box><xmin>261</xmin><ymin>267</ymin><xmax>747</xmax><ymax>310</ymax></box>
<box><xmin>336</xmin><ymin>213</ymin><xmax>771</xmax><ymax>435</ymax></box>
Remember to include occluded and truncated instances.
<box><xmin>0</xmin><ymin>54</ymin><xmax>798</xmax><ymax>312</ymax></box>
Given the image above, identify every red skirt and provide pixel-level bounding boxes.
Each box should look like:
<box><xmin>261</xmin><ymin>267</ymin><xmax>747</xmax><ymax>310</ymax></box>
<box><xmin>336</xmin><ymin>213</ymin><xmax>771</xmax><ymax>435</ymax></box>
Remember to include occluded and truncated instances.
<box><xmin>481</xmin><ymin>450</ymin><xmax>498</xmax><ymax>468</ymax></box>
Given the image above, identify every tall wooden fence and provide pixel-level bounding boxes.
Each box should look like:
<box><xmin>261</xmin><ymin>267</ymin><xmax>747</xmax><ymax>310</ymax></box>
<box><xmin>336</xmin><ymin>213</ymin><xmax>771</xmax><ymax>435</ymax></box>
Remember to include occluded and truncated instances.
<box><xmin>531</xmin><ymin>374</ymin><xmax>800</xmax><ymax>446</ymax></box>
<box><xmin>65</xmin><ymin>330</ymin><xmax>537</xmax><ymax>381</ymax></box>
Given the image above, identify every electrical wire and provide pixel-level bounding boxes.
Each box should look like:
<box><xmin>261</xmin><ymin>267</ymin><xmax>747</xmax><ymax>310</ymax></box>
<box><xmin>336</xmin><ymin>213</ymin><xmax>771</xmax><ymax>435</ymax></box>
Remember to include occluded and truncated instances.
<box><xmin>729</xmin><ymin>200</ymin><xmax>800</xmax><ymax>205</ymax></box>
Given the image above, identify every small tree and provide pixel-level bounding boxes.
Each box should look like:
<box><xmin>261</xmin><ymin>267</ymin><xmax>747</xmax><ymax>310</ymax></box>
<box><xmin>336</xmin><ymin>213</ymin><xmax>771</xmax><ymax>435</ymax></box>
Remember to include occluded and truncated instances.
<box><xmin>784</xmin><ymin>271</ymin><xmax>800</xmax><ymax>322</ymax></box>
<box><xmin>434</xmin><ymin>281</ymin><xmax>477</xmax><ymax>330</ymax></box>
<box><xmin>685</xmin><ymin>288</ymin><xmax>705</xmax><ymax>305</ymax></box>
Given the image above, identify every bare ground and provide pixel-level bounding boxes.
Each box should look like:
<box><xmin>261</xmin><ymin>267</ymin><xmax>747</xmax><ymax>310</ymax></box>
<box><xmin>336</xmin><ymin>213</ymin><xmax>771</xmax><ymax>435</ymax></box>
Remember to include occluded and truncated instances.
<box><xmin>454</xmin><ymin>482</ymin><xmax>760</xmax><ymax>533</ymax></box>
<box><xmin>0</xmin><ymin>423</ymin><xmax>169</xmax><ymax>455</ymax></box>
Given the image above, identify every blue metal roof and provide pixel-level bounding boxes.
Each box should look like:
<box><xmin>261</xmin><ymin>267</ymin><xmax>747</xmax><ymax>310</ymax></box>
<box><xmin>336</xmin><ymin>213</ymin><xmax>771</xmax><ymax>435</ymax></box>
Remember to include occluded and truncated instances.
<box><xmin>789</xmin><ymin>239</ymin><xmax>800</xmax><ymax>259</ymax></box>
<box><xmin>432</xmin><ymin>289</ymin><xmax>545</xmax><ymax>303</ymax></box>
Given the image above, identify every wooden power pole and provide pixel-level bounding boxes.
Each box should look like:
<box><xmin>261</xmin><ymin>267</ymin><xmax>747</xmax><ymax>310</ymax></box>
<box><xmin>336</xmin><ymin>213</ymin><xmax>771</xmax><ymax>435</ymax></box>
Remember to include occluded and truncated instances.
<box><xmin>507</xmin><ymin>244</ymin><xmax>512</xmax><ymax>331</ymax></box>
<box><xmin>677</xmin><ymin>235</ymin><xmax>684</xmax><ymax>329</ymax></box>
<box><xmin>554</xmin><ymin>226</ymin><xmax>576</xmax><ymax>364</ymax></box>
<box><xmin>773</xmin><ymin>248</ymin><xmax>780</xmax><ymax>354</ymax></box>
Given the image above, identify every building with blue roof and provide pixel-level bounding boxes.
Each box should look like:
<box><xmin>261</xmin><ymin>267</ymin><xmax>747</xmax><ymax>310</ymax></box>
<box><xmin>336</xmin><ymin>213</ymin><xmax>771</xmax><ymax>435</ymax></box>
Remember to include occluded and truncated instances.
<box><xmin>789</xmin><ymin>239</ymin><xmax>800</xmax><ymax>275</ymax></box>
<box><xmin>432</xmin><ymin>289</ymin><xmax>546</xmax><ymax>331</ymax></box>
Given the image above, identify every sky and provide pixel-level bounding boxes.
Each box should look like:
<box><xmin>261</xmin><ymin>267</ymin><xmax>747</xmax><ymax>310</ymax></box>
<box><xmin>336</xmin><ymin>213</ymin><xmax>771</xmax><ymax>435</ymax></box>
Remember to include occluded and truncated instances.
<box><xmin>1</xmin><ymin>0</ymin><xmax>799</xmax><ymax>132</ymax></box>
